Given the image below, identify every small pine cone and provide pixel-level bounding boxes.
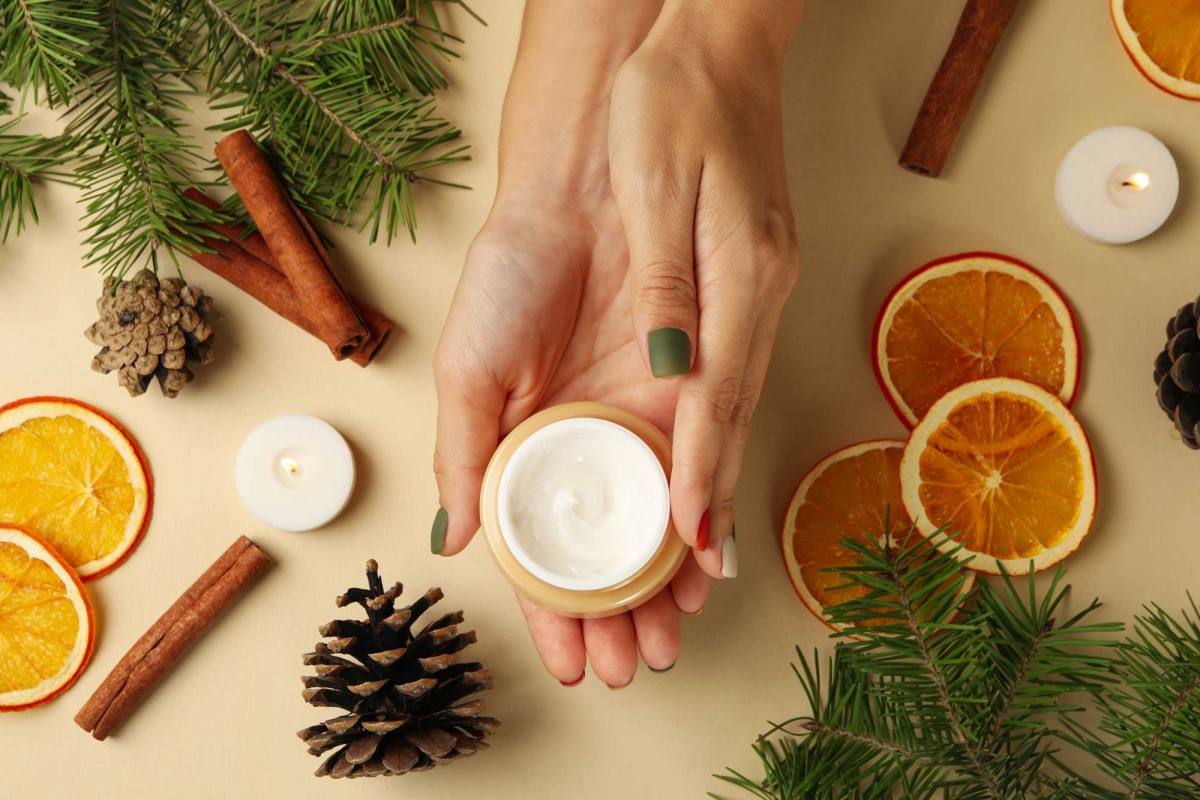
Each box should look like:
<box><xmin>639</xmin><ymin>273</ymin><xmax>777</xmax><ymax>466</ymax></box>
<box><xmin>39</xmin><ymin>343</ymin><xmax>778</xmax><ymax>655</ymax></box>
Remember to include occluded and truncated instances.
<box><xmin>85</xmin><ymin>269</ymin><xmax>215</xmax><ymax>398</ymax></box>
<box><xmin>1155</xmin><ymin>299</ymin><xmax>1200</xmax><ymax>448</ymax></box>
<box><xmin>299</xmin><ymin>560</ymin><xmax>499</xmax><ymax>779</ymax></box>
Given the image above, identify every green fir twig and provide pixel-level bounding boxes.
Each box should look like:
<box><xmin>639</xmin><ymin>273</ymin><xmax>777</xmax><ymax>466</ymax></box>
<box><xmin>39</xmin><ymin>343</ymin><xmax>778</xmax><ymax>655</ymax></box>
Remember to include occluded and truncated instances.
<box><xmin>0</xmin><ymin>0</ymin><xmax>477</xmax><ymax>278</ymax></box>
<box><xmin>0</xmin><ymin>103</ymin><xmax>74</xmax><ymax>242</ymax></box>
<box><xmin>183</xmin><ymin>0</ymin><xmax>472</xmax><ymax>244</ymax></box>
<box><xmin>709</xmin><ymin>527</ymin><xmax>1200</xmax><ymax>799</ymax></box>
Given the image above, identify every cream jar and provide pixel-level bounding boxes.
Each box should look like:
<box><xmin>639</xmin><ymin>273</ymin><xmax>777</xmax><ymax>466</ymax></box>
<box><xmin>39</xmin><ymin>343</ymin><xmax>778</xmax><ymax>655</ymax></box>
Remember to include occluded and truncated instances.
<box><xmin>480</xmin><ymin>402</ymin><xmax>686</xmax><ymax>618</ymax></box>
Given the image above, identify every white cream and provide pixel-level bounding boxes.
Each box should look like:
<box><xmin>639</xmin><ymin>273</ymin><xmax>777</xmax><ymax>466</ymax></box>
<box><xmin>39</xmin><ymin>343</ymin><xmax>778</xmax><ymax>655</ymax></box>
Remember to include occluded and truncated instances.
<box><xmin>496</xmin><ymin>417</ymin><xmax>670</xmax><ymax>592</ymax></box>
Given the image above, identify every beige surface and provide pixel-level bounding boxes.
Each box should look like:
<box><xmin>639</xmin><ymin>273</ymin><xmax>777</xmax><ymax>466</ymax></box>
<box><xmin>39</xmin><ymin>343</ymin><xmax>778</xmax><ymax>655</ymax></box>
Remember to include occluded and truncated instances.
<box><xmin>2</xmin><ymin>1</ymin><xmax>1199</xmax><ymax>797</ymax></box>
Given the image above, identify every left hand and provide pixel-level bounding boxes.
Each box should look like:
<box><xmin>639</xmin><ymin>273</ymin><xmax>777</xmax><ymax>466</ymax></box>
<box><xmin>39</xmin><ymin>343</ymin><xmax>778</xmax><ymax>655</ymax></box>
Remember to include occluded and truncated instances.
<box><xmin>607</xmin><ymin>0</ymin><xmax>803</xmax><ymax>577</ymax></box>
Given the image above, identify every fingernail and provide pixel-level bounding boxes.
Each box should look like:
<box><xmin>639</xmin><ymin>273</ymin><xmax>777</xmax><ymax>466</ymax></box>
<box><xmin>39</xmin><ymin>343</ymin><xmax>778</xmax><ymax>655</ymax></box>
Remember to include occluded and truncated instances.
<box><xmin>430</xmin><ymin>507</ymin><xmax>448</xmax><ymax>554</ymax></box>
<box><xmin>648</xmin><ymin>662</ymin><xmax>676</xmax><ymax>673</ymax></box>
<box><xmin>721</xmin><ymin>535</ymin><xmax>739</xmax><ymax>579</ymax></box>
<box><xmin>606</xmin><ymin>681</ymin><xmax>631</xmax><ymax>690</ymax></box>
<box><xmin>681</xmin><ymin>607</ymin><xmax>703</xmax><ymax>616</ymax></box>
<box><xmin>560</xmin><ymin>673</ymin><xmax>584</xmax><ymax>688</ymax></box>
<box><xmin>648</xmin><ymin>327</ymin><xmax>690</xmax><ymax>377</ymax></box>
<box><xmin>696</xmin><ymin>510</ymin><xmax>711</xmax><ymax>552</ymax></box>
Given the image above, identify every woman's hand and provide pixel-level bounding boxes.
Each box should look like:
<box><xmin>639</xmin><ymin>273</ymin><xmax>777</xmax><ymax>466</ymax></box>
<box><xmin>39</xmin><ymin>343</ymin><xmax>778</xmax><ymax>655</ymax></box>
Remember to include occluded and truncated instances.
<box><xmin>434</xmin><ymin>195</ymin><xmax>712</xmax><ymax>686</ymax></box>
<box><xmin>431</xmin><ymin>0</ymin><xmax>708</xmax><ymax>688</ymax></box>
<box><xmin>608</xmin><ymin>0</ymin><xmax>804</xmax><ymax>578</ymax></box>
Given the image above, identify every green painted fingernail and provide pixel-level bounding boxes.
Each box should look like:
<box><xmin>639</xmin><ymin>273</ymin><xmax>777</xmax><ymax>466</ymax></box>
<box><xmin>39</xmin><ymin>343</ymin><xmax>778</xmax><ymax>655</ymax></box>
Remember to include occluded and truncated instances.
<box><xmin>648</xmin><ymin>328</ymin><xmax>690</xmax><ymax>377</ymax></box>
<box><xmin>649</xmin><ymin>662</ymin><xmax>676</xmax><ymax>673</ymax></box>
<box><xmin>431</xmin><ymin>507</ymin><xmax>448</xmax><ymax>554</ymax></box>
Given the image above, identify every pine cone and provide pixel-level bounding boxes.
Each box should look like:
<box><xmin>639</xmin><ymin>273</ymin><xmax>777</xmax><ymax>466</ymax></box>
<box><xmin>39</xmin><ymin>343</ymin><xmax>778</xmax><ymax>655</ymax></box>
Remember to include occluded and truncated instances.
<box><xmin>298</xmin><ymin>560</ymin><xmax>499</xmax><ymax>779</ymax></box>
<box><xmin>85</xmin><ymin>269</ymin><xmax>214</xmax><ymax>398</ymax></box>
<box><xmin>1155</xmin><ymin>300</ymin><xmax>1200</xmax><ymax>448</ymax></box>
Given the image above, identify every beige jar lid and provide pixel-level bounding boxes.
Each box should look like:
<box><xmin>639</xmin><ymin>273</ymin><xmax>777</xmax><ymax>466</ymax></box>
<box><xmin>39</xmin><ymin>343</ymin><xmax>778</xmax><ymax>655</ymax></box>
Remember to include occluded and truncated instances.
<box><xmin>479</xmin><ymin>402</ymin><xmax>687</xmax><ymax>618</ymax></box>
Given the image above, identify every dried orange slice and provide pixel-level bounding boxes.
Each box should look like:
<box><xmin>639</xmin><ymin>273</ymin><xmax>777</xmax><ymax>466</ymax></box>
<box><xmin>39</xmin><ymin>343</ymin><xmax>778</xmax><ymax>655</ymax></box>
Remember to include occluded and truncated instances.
<box><xmin>0</xmin><ymin>523</ymin><xmax>95</xmax><ymax>711</ymax></box>
<box><xmin>1112</xmin><ymin>0</ymin><xmax>1200</xmax><ymax>100</ymax></box>
<box><xmin>901</xmin><ymin>378</ymin><xmax>1097</xmax><ymax>575</ymax></box>
<box><xmin>0</xmin><ymin>397</ymin><xmax>152</xmax><ymax>580</ymax></box>
<box><xmin>874</xmin><ymin>253</ymin><xmax>1080</xmax><ymax>428</ymax></box>
<box><xmin>782</xmin><ymin>441</ymin><xmax>972</xmax><ymax>631</ymax></box>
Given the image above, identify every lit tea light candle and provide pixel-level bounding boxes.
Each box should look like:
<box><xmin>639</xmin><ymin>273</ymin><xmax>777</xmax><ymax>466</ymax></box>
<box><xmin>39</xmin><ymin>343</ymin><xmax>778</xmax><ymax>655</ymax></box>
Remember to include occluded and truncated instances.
<box><xmin>235</xmin><ymin>415</ymin><xmax>355</xmax><ymax>532</ymax></box>
<box><xmin>1055</xmin><ymin>126</ymin><xmax>1178</xmax><ymax>245</ymax></box>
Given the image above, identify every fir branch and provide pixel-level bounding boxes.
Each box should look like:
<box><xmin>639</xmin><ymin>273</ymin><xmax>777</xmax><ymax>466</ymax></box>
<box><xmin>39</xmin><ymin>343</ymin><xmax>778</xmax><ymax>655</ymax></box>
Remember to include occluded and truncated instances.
<box><xmin>0</xmin><ymin>0</ymin><xmax>100</xmax><ymax>106</ymax></box>
<box><xmin>799</xmin><ymin>721</ymin><xmax>923</xmax><ymax>762</ymax></box>
<box><xmin>69</xmin><ymin>0</ymin><xmax>214</xmax><ymax>279</ymax></box>
<box><xmin>186</xmin><ymin>0</ymin><xmax>474</xmax><ymax>244</ymax></box>
<box><xmin>201</xmin><ymin>1</ymin><xmax>398</xmax><ymax>169</ymax></box>
<box><xmin>0</xmin><ymin>115</ymin><xmax>73</xmax><ymax>241</ymax></box>
<box><xmin>319</xmin><ymin>16</ymin><xmax>418</xmax><ymax>45</ymax></box>
<box><xmin>1065</xmin><ymin>598</ymin><xmax>1200</xmax><ymax>799</ymax></box>
<box><xmin>884</xmin><ymin>540</ymin><xmax>1005</xmax><ymax>797</ymax></box>
<box><xmin>979</xmin><ymin>568</ymin><xmax>1116</xmax><ymax>747</ymax></box>
<box><xmin>0</xmin><ymin>1</ymin><xmax>476</xmax><ymax>276</ymax></box>
<box><xmin>714</xmin><ymin>529</ymin><xmax>1139</xmax><ymax>800</ymax></box>
<box><xmin>1128</xmin><ymin>673</ymin><xmax>1198</xmax><ymax>798</ymax></box>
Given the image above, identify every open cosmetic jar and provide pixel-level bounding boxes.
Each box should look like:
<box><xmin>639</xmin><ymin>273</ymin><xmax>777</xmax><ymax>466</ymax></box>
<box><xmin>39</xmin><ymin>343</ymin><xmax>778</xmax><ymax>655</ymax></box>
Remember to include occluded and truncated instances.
<box><xmin>479</xmin><ymin>402</ymin><xmax>687</xmax><ymax>618</ymax></box>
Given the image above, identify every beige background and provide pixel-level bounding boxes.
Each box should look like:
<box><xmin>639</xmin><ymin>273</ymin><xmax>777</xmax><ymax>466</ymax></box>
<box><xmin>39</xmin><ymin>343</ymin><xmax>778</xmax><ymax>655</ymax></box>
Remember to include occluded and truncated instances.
<box><xmin>3</xmin><ymin>1</ymin><xmax>1199</xmax><ymax>797</ymax></box>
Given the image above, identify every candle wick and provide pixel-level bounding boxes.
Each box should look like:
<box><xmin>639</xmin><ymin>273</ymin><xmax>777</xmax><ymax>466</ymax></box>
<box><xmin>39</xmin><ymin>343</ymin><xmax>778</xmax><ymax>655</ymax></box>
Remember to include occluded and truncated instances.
<box><xmin>1120</xmin><ymin>172</ymin><xmax>1151</xmax><ymax>191</ymax></box>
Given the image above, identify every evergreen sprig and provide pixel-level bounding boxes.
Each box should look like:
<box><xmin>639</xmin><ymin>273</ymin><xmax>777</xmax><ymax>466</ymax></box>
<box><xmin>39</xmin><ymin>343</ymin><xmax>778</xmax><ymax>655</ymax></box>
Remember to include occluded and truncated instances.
<box><xmin>180</xmin><ymin>0</ymin><xmax>473</xmax><ymax>243</ymax></box>
<box><xmin>0</xmin><ymin>92</ymin><xmax>74</xmax><ymax>243</ymax></box>
<box><xmin>69</xmin><ymin>0</ymin><xmax>215</xmax><ymax>276</ymax></box>
<box><xmin>0</xmin><ymin>0</ymin><xmax>99</xmax><ymax>107</ymax></box>
<box><xmin>0</xmin><ymin>0</ymin><xmax>475</xmax><ymax>279</ymax></box>
<box><xmin>715</xmin><ymin>531</ymin><xmax>1200</xmax><ymax>799</ymax></box>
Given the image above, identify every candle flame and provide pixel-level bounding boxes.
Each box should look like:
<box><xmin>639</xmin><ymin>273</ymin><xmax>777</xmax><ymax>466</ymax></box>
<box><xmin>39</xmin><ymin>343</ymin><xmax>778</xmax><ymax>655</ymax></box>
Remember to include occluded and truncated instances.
<box><xmin>1122</xmin><ymin>172</ymin><xmax>1151</xmax><ymax>191</ymax></box>
<box><xmin>281</xmin><ymin>456</ymin><xmax>299</xmax><ymax>475</ymax></box>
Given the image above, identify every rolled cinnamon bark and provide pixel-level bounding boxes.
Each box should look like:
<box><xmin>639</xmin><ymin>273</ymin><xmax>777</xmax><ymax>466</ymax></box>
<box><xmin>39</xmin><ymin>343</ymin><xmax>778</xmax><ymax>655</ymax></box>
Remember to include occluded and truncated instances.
<box><xmin>75</xmin><ymin>536</ymin><xmax>271</xmax><ymax>740</ymax></box>
<box><xmin>184</xmin><ymin>189</ymin><xmax>394</xmax><ymax>366</ymax></box>
<box><xmin>215</xmin><ymin>130</ymin><xmax>368</xmax><ymax>358</ymax></box>
<box><xmin>899</xmin><ymin>0</ymin><xmax>1022</xmax><ymax>177</ymax></box>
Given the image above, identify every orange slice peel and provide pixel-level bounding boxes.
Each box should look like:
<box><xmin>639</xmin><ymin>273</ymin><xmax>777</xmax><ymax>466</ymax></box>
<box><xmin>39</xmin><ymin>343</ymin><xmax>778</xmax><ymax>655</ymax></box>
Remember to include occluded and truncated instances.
<box><xmin>0</xmin><ymin>396</ymin><xmax>152</xmax><ymax>580</ymax></box>
<box><xmin>0</xmin><ymin>523</ymin><xmax>95</xmax><ymax>711</ymax></box>
<box><xmin>1112</xmin><ymin>0</ymin><xmax>1200</xmax><ymax>100</ymax></box>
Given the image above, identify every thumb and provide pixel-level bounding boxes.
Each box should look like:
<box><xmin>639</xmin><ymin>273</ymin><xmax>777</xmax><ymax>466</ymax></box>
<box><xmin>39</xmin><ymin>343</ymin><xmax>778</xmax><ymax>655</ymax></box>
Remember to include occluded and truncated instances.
<box><xmin>431</xmin><ymin>349</ymin><xmax>505</xmax><ymax>556</ymax></box>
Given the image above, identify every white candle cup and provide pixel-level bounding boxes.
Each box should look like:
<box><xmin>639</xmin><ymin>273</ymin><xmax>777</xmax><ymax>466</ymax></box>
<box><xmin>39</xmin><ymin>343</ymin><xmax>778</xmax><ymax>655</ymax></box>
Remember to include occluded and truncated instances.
<box><xmin>235</xmin><ymin>415</ymin><xmax>355</xmax><ymax>532</ymax></box>
<box><xmin>1055</xmin><ymin>126</ymin><xmax>1179</xmax><ymax>245</ymax></box>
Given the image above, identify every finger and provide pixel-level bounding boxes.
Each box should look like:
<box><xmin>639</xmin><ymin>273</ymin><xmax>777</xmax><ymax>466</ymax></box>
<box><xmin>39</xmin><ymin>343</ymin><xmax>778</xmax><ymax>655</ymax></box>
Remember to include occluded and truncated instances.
<box><xmin>515</xmin><ymin>594</ymin><xmax>587</xmax><ymax>686</ymax></box>
<box><xmin>631</xmin><ymin>590</ymin><xmax>680</xmax><ymax>671</ymax></box>
<box><xmin>582</xmin><ymin>613</ymin><xmax>639</xmax><ymax>688</ymax></box>
<box><xmin>610</xmin><ymin>139</ymin><xmax>702</xmax><ymax>380</ymax></box>
<box><xmin>432</xmin><ymin>345</ymin><xmax>505</xmax><ymax>556</ymax></box>
<box><xmin>670</xmin><ymin>553</ymin><xmax>711</xmax><ymax>615</ymax></box>
<box><xmin>670</xmin><ymin>265</ymin><xmax>756</xmax><ymax>578</ymax></box>
<box><xmin>706</xmin><ymin>322</ymin><xmax>779</xmax><ymax>579</ymax></box>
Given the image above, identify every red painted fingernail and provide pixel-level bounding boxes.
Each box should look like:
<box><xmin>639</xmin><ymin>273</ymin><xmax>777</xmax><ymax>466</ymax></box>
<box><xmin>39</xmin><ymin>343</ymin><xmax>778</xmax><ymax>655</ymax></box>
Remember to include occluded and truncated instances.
<box><xmin>560</xmin><ymin>673</ymin><xmax>584</xmax><ymax>688</ymax></box>
<box><xmin>696</xmin><ymin>511</ymin><xmax>711</xmax><ymax>551</ymax></box>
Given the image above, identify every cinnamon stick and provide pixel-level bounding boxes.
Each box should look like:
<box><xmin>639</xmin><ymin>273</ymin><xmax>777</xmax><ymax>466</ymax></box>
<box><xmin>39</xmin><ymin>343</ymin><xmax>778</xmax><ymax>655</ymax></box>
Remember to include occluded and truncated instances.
<box><xmin>215</xmin><ymin>130</ymin><xmax>368</xmax><ymax>359</ymax></box>
<box><xmin>184</xmin><ymin>189</ymin><xmax>394</xmax><ymax>366</ymax></box>
<box><xmin>899</xmin><ymin>0</ymin><xmax>1022</xmax><ymax>177</ymax></box>
<box><xmin>75</xmin><ymin>536</ymin><xmax>271</xmax><ymax>740</ymax></box>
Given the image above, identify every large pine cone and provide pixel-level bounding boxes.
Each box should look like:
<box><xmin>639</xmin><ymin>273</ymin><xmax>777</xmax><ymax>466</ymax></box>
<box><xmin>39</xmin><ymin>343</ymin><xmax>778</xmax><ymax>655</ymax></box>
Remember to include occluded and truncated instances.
<box><xmin>298</xmin><ymin>560</ymin><xmax>499</xmax><ymax>779</ymax></box>
<box><xmin>1155</xmin><ymin>300</ymin><xmax>1200</xmax><ymax>448</ymax></box>
<box><xmin>85</xmin><ymin>269</ymin><xmax>214</xmax><ymax>398</ymax></box>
